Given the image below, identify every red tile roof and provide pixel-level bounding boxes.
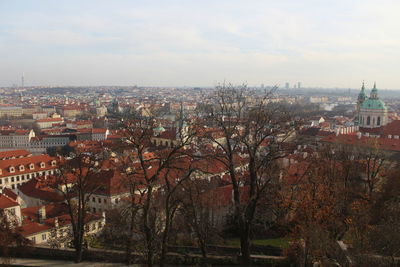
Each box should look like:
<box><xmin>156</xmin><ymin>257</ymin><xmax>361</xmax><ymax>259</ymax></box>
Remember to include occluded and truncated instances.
<box><xmin>321</xmin><ymin>134</ymin><xmax>400</xmax><ymax>152</ymax></box>
<box><xmin>2</xmin><ymin>188</ymin><xmax>18</xmax><ymax>201</ymax></box>
<box><xmin>383</xmin><ymin>120</ymin><xmax>400</xmax><ymax>137</ymax></box>
<box><xmin>0</xmin><ymin>129</ymin><xmax>30</xmax><ymax>135</ymax></box>
<box><xmin>0</xmin><ymin>194</ymin><xmax>19</xmax><ymax>209</ymax></box>
<box><xmin>0</xmin><ymin>149</ymin><xmax>31</xmax><ymax>159</ymax></box>
<box><xmin>20</xmin><ymin>222</ymin><xmax>51</xmax><ymax>236</ymax></box>
<box><xmin>18</xmin><ymin>178</ymin><xmax>64</xmax><ymax>202</ymax></box>
<box><xmin>0</xmin><ymin>154</ymin><xmax>57</xmax><ymax>178</ymax></box>
<box><xmin>21</xmin><ymin>203</ymin><xmax>68</xmax><ymax>223</ymax></box>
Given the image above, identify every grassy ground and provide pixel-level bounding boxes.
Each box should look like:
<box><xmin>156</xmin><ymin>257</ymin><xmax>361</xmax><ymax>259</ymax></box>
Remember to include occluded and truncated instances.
<box><xmin>225</xmin><ymin>237</ymin><xmax>289</xmax><ymax>249</ymax></box>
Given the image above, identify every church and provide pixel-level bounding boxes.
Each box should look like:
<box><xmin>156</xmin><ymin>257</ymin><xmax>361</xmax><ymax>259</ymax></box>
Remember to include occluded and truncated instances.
<box><xmin>357</xmin><ymin>82</ymin><xmax>388</xmax><ymax>129</ymax></box>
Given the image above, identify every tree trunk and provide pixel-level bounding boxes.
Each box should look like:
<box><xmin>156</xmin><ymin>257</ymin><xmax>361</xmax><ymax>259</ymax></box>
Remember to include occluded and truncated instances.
<box><xmin>143</xmin><ymin>186</ymin><xmax>154</xmax><ymax>267</ymax></box>
<box><xmin>239</xmin><ymin>219</ymin><xmax>251</xmax><ymax>265</ymax></box>
<box><xmin>198</xmin><ymin>233</ymin><xmax>208</xmax><ymax>258</ymax></box>
<box><xmin>147</xmin><ymin>247</ymin><xmax>154</xmax><ymax>267</ymax></box>
<box><xmin>160</xmin><ymin>199</ymin><xmax>171</xmax><ymax>267</ymax></box>
<box><xmin>125</xmin><ymin>206</ymin><xmax>136</xmax><ymax>265</ymax></box>
<box><xmin>75</xmin><ymin>240</ymin><xmax>83</xmax><ymax>263</ymax></box>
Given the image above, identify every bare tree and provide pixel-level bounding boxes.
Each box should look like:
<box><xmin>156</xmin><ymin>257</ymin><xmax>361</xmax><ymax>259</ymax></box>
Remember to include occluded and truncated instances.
<box><xmin>120</xmin><ymin>109</ymin><xmax>197</xmax><ymax>267</ymax></box>
<box><xmin>197</xmin><ymin>84</ymin><xmax>292</xmax><ymax>264</ymax></box>
<box><xmin>179</xmin><ymin>178</ymin><xmax>221</xmax><ymax>258</ymax></box>
<box><xmin>51</xmin><ymin>153</ymin><xmax>102</xmax><ymax>263</ymax></box>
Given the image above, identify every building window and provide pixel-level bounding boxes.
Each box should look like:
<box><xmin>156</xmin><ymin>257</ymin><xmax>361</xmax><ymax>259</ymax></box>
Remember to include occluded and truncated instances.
<box><xmin>377</xmin><ymin>116</ymin><xmax>381</xmax><ymax>126</ymax></box>
<box><xmin>367</xmin><ymin>116</ymin><xmax>370</xmax><ymax>125</ymax></box>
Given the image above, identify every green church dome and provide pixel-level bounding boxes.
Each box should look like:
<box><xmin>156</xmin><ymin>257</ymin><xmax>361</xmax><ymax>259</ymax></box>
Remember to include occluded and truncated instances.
<box><xmin>360</xmin><ymin>98</ymin><xmax>386</xmax><ymax>110</ymax></box>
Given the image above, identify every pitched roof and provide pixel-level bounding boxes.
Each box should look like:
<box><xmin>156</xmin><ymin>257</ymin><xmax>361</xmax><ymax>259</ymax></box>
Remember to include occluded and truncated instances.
<box><xmin>2</xmin><ymin>187</ymin><xmax>18</xmax><ymax>201</ymax></box>
<box><xmin>0</xmin><ymin>154</ymin><xmax>57</xmax><ymax>178</ymax></box>
<box><xmin>18</xmin><ymin>178</ymin><xmax>64</xmax><ymax>202</ymax></box>
<box><xmin>383</xmin><ymin>120</ymin><xmax>400</xmax><ymax>137</ymax></box>
<box><xmin>21</xmin><ymin>203</ymin><xmax>69</xmax><ymax>223</ymax></box>
<box><xmin>0</xmin><ymin>194</ymin><xmax>19</xmax><ymax>209</ymax></box>
<box><xmin>321</xmin><ymin>134</ymin><xmax>400</xmax><ymax>152</ymax></box>
<box><xmin>0</xmin><ymin>150</ymin><xmax>31</xmax><ymax>160</ymax></box>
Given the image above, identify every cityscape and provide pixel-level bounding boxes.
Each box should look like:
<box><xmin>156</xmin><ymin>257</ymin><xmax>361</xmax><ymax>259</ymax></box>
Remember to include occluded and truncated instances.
<box><xmin>1</xmin><ymin>1</ymin><xmax>400</xmax><ymax>267</ymax></box>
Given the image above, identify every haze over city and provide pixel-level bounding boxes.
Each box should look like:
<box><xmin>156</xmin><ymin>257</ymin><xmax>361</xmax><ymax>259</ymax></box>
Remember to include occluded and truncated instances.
<box><xmin>1</xmin><ymin>0</ymin><xmax>400</xmax><ymax>88</ymax></box>
<box><xmin>2</xmin><ymin>1</ymin><xmax>400</xmax><ymax>266</ymax></box>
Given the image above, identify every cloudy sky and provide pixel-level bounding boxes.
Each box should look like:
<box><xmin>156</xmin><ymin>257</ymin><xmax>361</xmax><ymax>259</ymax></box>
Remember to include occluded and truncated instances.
<box><xmin>0</xmin><ymin>0</ymin><xmax>399</xmax><ymax>89</ymax></box>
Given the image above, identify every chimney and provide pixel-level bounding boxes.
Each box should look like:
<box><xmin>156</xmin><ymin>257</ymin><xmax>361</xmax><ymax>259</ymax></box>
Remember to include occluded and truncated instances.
<box><xmin>38</xmin><ymin>206</ymin><xmax>46</xmax><ymax>224</ymax></box>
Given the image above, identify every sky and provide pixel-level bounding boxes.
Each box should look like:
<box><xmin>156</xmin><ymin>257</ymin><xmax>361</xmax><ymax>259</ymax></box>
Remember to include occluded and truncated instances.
<box><xmin>0</xmin><ymin>0</ymin><xmax>399</xmax><ymax>89</ymax></box>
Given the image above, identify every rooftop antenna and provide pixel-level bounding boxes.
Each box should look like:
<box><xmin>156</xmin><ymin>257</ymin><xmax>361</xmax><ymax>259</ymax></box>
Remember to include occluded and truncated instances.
<box><xmin>21</xmin><ymin>72</ymin><xmax>25</xmax><ymax>88</ymax></box>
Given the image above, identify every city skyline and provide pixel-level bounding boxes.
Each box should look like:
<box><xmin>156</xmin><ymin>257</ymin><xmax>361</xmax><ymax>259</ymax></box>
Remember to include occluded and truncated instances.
<box><xmin>1</xmin><ymin>0</ymin><xmax>400</xmax><ymax>88</ymax></box>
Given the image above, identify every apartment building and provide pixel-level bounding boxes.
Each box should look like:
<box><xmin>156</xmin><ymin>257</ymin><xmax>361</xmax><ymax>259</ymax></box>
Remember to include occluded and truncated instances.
<box><xmin>0</xmin><ymin>153</ymin><xmax>57</xmax><ymax>191</ymax></box>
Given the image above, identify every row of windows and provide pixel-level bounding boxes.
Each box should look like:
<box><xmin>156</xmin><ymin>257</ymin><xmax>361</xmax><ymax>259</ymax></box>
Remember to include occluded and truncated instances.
<box><xmin>0</xmin><ymin>171</ymin><xmax>52</xmax><ymax>184</ymax></box>
<box><xmin>90</xmin><ymin>196</ymin><xmax>121</xmax><ymax>205</ymax></box>
<box><xmin>92</xmin><ymin>197</ymin><xmax>107</xmax><ymax>204</ymax></box>
<box><xmin>8</xmin><ymin>161</ymin><xmax>54</xmax><ymax>173</ymax></box>
<box><xmin>361</xmin><ymin>116</ymin><xmax>382</xmax><ymax>126</ymax></box>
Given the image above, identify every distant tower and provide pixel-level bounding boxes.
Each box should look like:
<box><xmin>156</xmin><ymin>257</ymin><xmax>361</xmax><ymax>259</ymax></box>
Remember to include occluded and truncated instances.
<box><xmin>21</xmin><ymin>72</ymin><xmax>25</xmax><ymax>88</ymax></box>
<box><xmin>356</xmin><ymin>81</ymin><xmax>367</xmax><ymax>115</ymax></box>
<box><xmin>358</xmin><ymin>82</ymin><xmax>387</xmax><ymax>128</ymax></box>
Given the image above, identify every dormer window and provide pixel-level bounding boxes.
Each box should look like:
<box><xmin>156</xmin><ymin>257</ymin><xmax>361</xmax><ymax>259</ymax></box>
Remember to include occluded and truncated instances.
<box><xmin>51</xmin><ymin>160</ymin><xmax>56</xmax><ymax>167</ymax></box>
<box><xmin>19</xmin><ymin>165</ymin><xmax>25</xmax><ymax>171</ymax></box>
<box><xmin>9</xmin><ymin>166</ymin><xmax>15</xmax><ymax>173</ymax></box>
<box><xmin>29</xmin><ymin>163</ymin><xmax>34</xmax><ymax>170</ymax></box>
<box><xmin>40</xmin><ymin>162</ymin><xmax>45</xmax><ymax>168</ymax></box>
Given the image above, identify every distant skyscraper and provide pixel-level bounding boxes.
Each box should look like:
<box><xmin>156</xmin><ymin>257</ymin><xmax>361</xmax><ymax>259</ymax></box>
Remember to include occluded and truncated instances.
<box><xmin>285</xmin><ymin>82</ymin><xmax>289</xmax><ymax>89</ymax></box>
<box><xmin>298</xmin><ymin>82</ymin><xmax>301</xmax><ymax>89</ymax></box>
